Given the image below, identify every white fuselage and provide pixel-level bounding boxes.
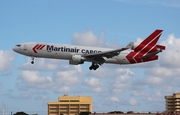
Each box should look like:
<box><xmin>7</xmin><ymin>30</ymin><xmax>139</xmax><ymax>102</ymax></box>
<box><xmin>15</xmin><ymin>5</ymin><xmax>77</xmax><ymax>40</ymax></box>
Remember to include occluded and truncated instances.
<box><xmin>13</xmin><ymin>42</ymin><xmax>131</xmax><ymax>64</ymax></box>
<box><xmin>12</xmin><ymin>30</ymin><xmax>165</xmax><ymax>70</ymax></box>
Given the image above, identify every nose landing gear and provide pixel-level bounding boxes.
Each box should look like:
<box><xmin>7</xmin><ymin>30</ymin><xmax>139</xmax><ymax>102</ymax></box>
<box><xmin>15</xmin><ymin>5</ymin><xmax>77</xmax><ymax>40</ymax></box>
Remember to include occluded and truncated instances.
<box><xmin>31</xmin><ymin>57</ymin><xmax>34</xmax><ymax>64</ymax></box>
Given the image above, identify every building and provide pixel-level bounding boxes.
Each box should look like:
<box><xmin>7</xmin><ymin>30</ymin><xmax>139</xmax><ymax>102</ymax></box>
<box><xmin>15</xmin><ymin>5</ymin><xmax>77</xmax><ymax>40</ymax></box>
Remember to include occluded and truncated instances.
<box><xmin>48</xmin><ymin>95</ymin><xmax>92</xmax><ymax>115</ymax></box>
<box><xmin>165</xmin><ymin>92</ymin><xmax>180</xmax><ymax>113</ymax></box>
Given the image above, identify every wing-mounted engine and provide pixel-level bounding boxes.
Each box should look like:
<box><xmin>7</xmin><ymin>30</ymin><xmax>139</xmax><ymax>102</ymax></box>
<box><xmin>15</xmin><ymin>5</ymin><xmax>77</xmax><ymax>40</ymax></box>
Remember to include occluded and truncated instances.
<box><xmin>69</xmin><ymin>55</ymin><xmax>84</xmax><ymax>65</ymax></box>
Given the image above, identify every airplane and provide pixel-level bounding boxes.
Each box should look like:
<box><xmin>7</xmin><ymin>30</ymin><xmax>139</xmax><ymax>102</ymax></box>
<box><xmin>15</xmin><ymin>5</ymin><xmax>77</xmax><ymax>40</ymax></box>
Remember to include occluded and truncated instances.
<box><xmin>13</xmin><ymin>29</ymin><xmax>165</xmax><ymax>70</ymax></box>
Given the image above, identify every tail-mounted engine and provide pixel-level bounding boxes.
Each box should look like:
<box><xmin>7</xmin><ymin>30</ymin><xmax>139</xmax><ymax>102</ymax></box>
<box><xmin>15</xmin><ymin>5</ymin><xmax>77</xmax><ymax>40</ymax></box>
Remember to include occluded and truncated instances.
<box><xmin>127</xmin><ymin>42</ymin><xmax>165</xmax><ymax>52</ymax></box>
<box><xmin>126</xmin><ymin>42</ymin><xmax>138</xmax><ymax>50</ymax></box>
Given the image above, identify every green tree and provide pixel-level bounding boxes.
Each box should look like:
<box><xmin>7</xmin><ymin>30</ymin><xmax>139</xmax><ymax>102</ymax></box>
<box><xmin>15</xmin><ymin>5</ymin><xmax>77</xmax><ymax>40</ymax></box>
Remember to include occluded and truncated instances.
<box><xmin>14</xmin><ymin>112</ymin><xmax>28</xmax><ymax>115</ymax></box>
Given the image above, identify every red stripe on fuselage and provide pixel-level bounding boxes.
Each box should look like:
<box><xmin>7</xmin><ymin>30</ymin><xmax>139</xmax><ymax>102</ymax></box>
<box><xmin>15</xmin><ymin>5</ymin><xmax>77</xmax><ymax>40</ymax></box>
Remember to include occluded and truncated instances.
<box><xmin>32</xmin><ymin>44</ymin><xmax>39</xmax><ymax>53</ymax></box>
<box><xmin>32</xmin><ymin>44</ymin><xmax>46</xmax><ymax>53</ymax></box>
<box><xmin>39</xmin><ymin>45</ymin><xmax>45</xmax><ymax>50</ymax></box>
<box><xmin>36</xmin><ymin>44</ymin><xmax>43</xmax><ymax>50</ymax></box>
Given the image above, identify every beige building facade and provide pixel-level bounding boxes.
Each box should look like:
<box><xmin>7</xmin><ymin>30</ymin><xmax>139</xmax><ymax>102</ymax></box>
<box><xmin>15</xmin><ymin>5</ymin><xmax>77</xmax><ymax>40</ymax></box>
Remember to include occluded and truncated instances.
<box><xmin>48</xmin><ymin>95</ymin><xmax>92</xmax><ymax>115</ymax></box>
<box><xmin>165</xmin><ymin>92</ymin><xmax>180</xmax><ymax>113</ymax></box>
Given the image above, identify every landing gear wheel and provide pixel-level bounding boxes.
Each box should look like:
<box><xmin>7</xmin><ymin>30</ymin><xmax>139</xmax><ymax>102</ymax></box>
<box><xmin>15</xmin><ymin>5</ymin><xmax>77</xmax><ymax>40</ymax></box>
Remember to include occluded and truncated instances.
<box><xmin>94</xmin><ymin>65</ymin><xmax>99</xmax><ymax>70</ymax></box>
<box><xmin>31</xmin><ymin>57</ymin><xmax>34</xmax><ymax>64</ymax></box>
<box><xmin>89</xmin><ymin>66</ymin><xmax>93</xmax><ymax>70</ymax></box>
<box><xmin>95</xmin><ymin>65</ymin><xmax>99</xmax><ymax>68</ymax></box>
<box><xmin>89</xmin><ymin>63</ymin><xmax>100</xmax><ymax>70</ymax></box>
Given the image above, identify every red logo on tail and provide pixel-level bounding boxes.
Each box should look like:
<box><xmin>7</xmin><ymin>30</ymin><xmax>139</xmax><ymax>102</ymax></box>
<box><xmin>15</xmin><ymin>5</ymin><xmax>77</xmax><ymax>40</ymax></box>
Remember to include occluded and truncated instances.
<box><xmin>32</xmin><ymin>44</ymin><xmax>46</xmax><ymax>53</ymax></box>
<box><xmin>126</xmin><ymin>30</ymin><xmax>165</xmax><ymax>63</ymax></box>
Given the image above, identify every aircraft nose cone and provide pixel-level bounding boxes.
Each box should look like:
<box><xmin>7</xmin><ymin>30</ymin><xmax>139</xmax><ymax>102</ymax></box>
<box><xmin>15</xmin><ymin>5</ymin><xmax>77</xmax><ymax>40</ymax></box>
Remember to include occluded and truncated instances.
<box><xmin>12</xmin><ymin>47</ymin><xmax>17</xmax><ymax>52</ymax></box>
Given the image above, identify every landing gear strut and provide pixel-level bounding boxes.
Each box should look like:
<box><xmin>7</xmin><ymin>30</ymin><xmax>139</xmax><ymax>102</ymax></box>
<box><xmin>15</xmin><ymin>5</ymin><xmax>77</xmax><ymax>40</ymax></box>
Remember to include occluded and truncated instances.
<box><xmin>31</xmin><ymin>57</ymin><xmax>34</xmax><ymax>64</ymax></box>
<box><xmin>89</xmin><ymin>62</ymin><xmax>100</xmax><ymax>70</ymax></box>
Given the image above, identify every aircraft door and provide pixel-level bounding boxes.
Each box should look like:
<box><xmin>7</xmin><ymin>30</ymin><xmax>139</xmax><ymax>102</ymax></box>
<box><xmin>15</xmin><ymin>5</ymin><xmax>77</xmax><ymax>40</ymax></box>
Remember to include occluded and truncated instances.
<box><xmin>23</xmin><ymin>44</ymin><xmax>28</xmax><ymax>53</ymax></box>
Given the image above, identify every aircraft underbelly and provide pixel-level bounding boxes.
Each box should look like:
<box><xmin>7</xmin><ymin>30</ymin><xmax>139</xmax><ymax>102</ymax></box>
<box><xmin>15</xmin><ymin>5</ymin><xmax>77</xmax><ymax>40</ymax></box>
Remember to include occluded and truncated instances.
<box><xmin>41</xmin><ymin>51</ymin><xmax>72</xmax><ymax>60</ymax></box>
<box><xmin>104</xmin><ymin>56</ymin><xmax>130</xmax><ymax>64</ymax></box>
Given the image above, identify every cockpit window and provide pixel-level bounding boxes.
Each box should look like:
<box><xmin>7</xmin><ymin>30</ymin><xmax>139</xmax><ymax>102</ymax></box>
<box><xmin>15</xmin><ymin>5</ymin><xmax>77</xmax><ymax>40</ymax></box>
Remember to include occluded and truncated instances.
<box><xmin>16</xmin><ymin>44</ymin><xmax>21</xmax><ymax>47</ymax></box>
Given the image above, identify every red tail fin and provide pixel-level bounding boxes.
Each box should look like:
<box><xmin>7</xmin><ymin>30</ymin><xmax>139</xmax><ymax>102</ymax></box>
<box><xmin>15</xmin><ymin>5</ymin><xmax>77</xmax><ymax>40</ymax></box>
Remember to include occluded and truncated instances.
<box><xmin>126</xmin><ymin>30</ymin><xmax>164</xmax><ymax>63</ymax></box>
<box><xmin>133</xmin><ymin>29</ymin><xmax>163</xmax><ymax>52</ymax></box>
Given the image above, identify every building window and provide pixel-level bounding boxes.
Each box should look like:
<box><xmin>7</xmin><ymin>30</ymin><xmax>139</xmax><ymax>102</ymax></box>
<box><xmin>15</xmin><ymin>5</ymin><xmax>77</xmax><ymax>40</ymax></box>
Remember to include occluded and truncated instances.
<box><xmin>60</xmin><ymin>100</ymin><xmax>69</xmax><ymax>102</ymax></box>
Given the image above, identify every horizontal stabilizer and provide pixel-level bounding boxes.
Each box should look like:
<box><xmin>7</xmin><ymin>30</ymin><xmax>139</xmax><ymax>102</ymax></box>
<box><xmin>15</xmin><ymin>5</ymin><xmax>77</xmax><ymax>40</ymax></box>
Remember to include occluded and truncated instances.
<box><xmin>141</xmin><ymin>50</ymin><xmax>162</xmax><ymax>59</ymax></box>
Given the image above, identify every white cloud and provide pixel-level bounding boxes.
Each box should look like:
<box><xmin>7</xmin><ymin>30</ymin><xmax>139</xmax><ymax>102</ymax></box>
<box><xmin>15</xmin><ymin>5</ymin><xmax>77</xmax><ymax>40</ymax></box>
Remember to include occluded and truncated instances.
<box><xmin>92</xmin><ymin>87</ymin><xmax>103</xmax><ymax>93</ymax></box>
<box><xmin>54</xmin><ymin>70</ymin><xmax>80</xmax><ymax>86</ymax></box>
<box><xmin>86</xmin><ymin>67</ymin><xmax>116</xmax><ymax>78</ymax></box>
<box><xmin>0</xmin><ymin>50</ymin><xmax>15</xmax><ymax>71</ymax></box>
<box><xmin>17</xmin><ymin>64</ymin><xmax>83</xmax><ymax>94</ymax></box>
<box><xmin>34</xmin><ymin>95</ymin><xmax>49</xmax><ymax>100</ymax></box>
<box><xmin>111</xmin><ymin>69</ymin><xmax>134</xmax><ymax>94</ymax></box>
<box><xmin>17</xmin><ymin>70</ymin><xmax>53</xmax><ymax>89</ymax></box>
<box><xmin>20</xmin><ymin>71</ymin><xmax>52</xmax><ymax>84</ymax></box>
<box><xmin>141</xmin><ymin>34</ymin><xmax>180</xmax><ymax>89</ymax></box>
<box><xmin>142</xmin><ymin>91</ymin><xmax>163</xmax><ymax>102</ymax></box>
<box><xmin>20</xmin><ymin>91</ymin><xmax>32</xmax><ymax>99</ymax></box>
<box><xmin>17</xmin><ymin>57</ymin><xmax>83</xmax><ymax>92</ymax></box>
<box><xmin>130</xmin><ymin>90</ymin><xmax>164</xmax><ymax>108</ymax></box>
<box><xmin>19</xmin><ymin>58</ymin><xmax>66</xmax><ymax>71</ymax></box>
<box><xmin>72</xmin><ymin>30</ymin><xmax>106</xmax><ymax>47</ymax></box>
<box><xmin>3</xmin><ymin>89</ymin><xmax>18</xmax><ymax>99</ymax></box>
<box><xmin>85</xmin><ymin>77</ymin><xmax>102</xmax><ymax>87</ymax></box>
<box><xmin>146</xmin><ymin>77</ymin><xmax>163</xmax><ymax>86</ymax></box>
<box><xmin>84</xmin><ymin>77</ymin><xmax>103</xmax><ymax>93</ymax></box>
<box><xmin>146</xmin><ymin>67</ymin><xmax>177</xmax><ymax>77</ymax></box>
<box><xmin>159</xmin><ymin>34</ymin><xmax>180</xmax><ymax>68</ymax></box>
<box><xmin>18</xmin><ymin>58</ymin><xmax>84</xmax><ymax>75</ymax></box>
<box><xmin>131</xmin><ymin>91</ymin><xmax>145</xmax><ymax>97</ymax></box>
<box><xmin>110</xmin><ymin>96</ymin><xmax>119</xmax><ymax>102</ymax></box>
<box><xmin>86</xmin><ymin>66</ymin><xmax>135</xmax><ymax>79</ymax></box>
<box><xmin>72</xmin><ymin>30</ymin><xmax>123</xmax><ymax>49</ymax></box>
<box><xmin>128</xmin><ymin>98</ymin><xmax>139</xmax><ymax>106</ymax></box>
<box><xmin>54</xmin><ymin>86</ymin><xmax>70</xmax><ymax>94</ymax></box>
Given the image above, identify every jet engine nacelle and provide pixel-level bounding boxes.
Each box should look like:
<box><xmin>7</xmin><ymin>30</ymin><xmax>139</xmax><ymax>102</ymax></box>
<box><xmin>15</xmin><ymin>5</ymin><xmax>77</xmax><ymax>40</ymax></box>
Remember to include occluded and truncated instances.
<box><xmin>127</xmin><ymin>42</ymin><xmax>139</xmax><ymax>50</ymax></box>
<box><xmin>69</xmin><ymin>55</ymin><xmax>84</xmax><ymax>65</ymax></box>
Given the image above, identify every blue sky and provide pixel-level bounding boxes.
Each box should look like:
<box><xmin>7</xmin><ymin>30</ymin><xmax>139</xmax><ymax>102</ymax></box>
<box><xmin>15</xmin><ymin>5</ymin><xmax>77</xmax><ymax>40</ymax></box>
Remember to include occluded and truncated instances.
<box><xmin>0</xmin><ymin>0</ymin><xmax>180</xmax><ymax>114</ymax></box>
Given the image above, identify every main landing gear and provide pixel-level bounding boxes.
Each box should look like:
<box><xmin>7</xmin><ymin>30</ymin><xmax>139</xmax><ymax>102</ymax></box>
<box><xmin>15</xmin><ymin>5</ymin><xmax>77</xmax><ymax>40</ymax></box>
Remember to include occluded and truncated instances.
<box><xmin>89</xmin><ymin>62</ymin><xmax>100</xmax><ymax>70</ymax></box>
<box><xmin>31</xmin><ymin>57</ymin><xmax>34</xmax><ymax>64</ymax></box>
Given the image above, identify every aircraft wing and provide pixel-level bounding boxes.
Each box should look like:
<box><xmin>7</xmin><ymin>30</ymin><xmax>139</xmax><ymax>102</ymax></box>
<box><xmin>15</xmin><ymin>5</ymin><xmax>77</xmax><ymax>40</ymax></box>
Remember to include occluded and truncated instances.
<box><xmin>82</xmin><ymin>42</ymin><xmax>132</xmax><ymax>59</ymax></box>
<box><xmin>82</xmin><ymin>47</ymin><xmax>128</xmax><ymax>64</ymax></box>
<box><xmin>82</xmin><ymin>47</ymin><xmax>128</xmax><ymax>58</ymax></box>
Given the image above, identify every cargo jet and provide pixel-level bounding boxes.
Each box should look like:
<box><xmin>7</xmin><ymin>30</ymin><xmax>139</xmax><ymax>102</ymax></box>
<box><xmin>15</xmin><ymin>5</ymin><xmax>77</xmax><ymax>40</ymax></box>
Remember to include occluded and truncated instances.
<box><xmin>13</xmin><ymin>30</ymin><xmax>165</xmax><ymax>70</ymax></box>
